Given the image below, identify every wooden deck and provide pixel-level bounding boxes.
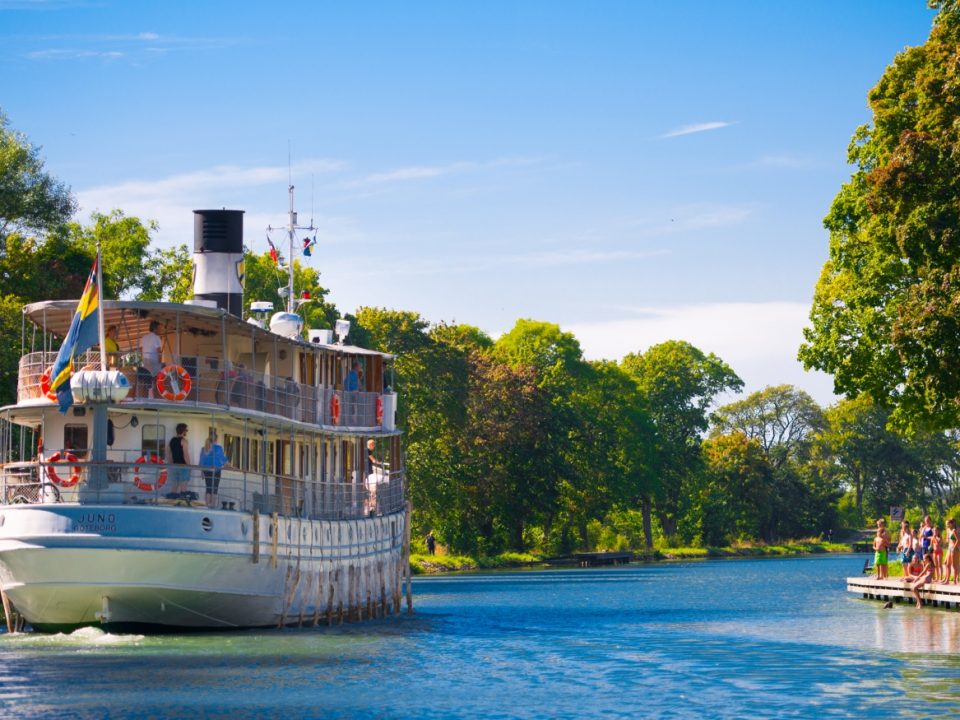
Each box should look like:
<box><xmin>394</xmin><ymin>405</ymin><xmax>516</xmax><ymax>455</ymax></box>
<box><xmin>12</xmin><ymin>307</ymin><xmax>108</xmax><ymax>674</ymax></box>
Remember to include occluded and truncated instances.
<box><xmin>847</xmin><ymin>576</ymin><xmax>960</xmax><ymax>609</ymax></box>
<box><xmin>573</xmin><ymin>551</ymin><xmax>633</xmax><ymax>567</ymax></box>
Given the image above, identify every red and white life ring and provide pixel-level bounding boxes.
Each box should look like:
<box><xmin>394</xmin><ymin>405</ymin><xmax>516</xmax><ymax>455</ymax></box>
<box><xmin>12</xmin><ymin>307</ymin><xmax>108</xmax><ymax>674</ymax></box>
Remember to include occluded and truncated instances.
<box><xmin>38</xmin><ymin>365</ymin><xmax>58</xmax><ymax>401</ymax></box>
<box><xmin>376</xmin><ymin>396</ymin><xmax>384</xmax><ymax>425</ymax></box>
<box><xmin>133</xmin><ymin>454</ymin><xmax>168</xmax><ymax>492</ymax></box>
<box><xmin>156</xmin><ymin>364</ymin><xmax>192</xmax><ymax>401</ymax></box>
<box><xmin>330</xmin><ymin>394</ymin><xmax>341</xmax><ymax>425</ymax></box>
<box><xmin>46</xmin><ymin>451</ymin><xmax>81</xmax><ymax>488</ymax></box>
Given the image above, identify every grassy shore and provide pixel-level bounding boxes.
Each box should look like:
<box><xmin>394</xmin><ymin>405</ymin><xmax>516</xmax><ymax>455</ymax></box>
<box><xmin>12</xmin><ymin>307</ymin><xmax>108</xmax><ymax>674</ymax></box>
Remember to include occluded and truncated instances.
<box><xmin>410</xmin><ymin>541</ymin><xmax>853</xmax><ymax>574</ymax></box>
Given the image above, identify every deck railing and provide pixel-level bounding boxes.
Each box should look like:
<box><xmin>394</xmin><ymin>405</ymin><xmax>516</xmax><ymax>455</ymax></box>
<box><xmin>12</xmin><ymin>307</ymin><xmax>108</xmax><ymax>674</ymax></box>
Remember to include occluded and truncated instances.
<box><xmin>0</xmin><ymin>460</ymin><xmax>405</xmax><ymax>520</ymax></box>
<box><xmin>17</xmin><ymin>351</ymin><xmax>388</xmax><ymax>429</ymax></box>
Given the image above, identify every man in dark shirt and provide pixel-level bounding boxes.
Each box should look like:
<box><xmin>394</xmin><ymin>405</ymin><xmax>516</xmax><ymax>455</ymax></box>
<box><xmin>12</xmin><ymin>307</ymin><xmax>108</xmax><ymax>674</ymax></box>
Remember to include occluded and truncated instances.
<box><xmin>169</xmin><ymin>423</ymin><xmax>190</xmax><ymax>497</ymax></box>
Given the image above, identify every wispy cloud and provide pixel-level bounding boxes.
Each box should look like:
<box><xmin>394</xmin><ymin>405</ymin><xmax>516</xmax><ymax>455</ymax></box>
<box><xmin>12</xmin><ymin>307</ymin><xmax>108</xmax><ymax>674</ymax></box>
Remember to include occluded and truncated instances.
<box><xmin>661</xmin><ymin>121</ymin><xmax>735</xmax><ymax>139</ymax></box>
<box><xmin>23</xmin><ymin>31</ymin><xmax>244</xmax><ymax>61</ymax></box>
<box><xmin>346</xmin><ymin>156</ymin><xmax>543</xmax><ymax>188</ymax></box>
<box><xmin>75</xmin><ymin>160</ymin><xmax>345</xmax><ymax>247</ymax></box>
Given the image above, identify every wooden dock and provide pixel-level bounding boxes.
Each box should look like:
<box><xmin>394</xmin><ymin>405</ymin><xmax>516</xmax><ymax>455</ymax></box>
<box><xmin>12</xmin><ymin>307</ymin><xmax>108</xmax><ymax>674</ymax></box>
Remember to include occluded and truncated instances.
<box><xmin>847</xmin><ymin>576</ymin><xmax>960</xmax><ymax>609</ymax></box>
<box><xmin>573</xmin><ymin>551</ymin><xmax>633</xmax><ymax>567</ymax></box>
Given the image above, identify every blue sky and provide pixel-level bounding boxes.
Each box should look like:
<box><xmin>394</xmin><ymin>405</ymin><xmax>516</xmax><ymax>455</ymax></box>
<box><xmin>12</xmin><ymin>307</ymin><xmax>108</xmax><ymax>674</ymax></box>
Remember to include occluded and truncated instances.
<box><xmin>0</xmin><ymin>0</ymin><xmax>937</xmax><ymax>407</ymax></box>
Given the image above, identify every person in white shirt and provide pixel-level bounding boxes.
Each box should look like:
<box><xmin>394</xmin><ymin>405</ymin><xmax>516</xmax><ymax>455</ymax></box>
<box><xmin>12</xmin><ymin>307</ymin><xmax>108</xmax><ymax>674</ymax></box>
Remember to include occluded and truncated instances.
<box><xmin>140</xmin><ymin>320</ymin><xmax>163</xmax><ymax>374</ymax></box>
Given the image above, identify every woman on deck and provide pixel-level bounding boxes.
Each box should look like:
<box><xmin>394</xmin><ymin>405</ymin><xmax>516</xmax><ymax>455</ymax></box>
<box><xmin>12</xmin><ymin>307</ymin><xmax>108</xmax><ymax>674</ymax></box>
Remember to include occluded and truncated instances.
<box><xmin>906</xmin><ymin>554</ymin><xmax>936</xmax><ymax>609</ymax></box>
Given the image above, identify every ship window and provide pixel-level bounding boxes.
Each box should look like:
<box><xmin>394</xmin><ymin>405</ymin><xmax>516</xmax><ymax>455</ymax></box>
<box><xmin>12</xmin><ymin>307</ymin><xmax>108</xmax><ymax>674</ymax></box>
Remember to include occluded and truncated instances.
<box><xmin>141</xmin><ymin>424</ymin><xmax>166</xmax><ymax>461</ymax></box>
<box><xmin>224</xmin><ymin>433</ymin><xmax>240</xmax><ymax>467</ymax></box>
<box><xmin>63</xmin><ymin>424</ymin><xmax>88</xmax><ymax>453</ymax></box>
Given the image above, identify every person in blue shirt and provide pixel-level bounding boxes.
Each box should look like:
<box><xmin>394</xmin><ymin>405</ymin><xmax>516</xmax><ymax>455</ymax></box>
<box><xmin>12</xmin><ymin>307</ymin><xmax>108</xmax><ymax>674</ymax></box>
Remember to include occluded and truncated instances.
<box><xmin>200</xmin><ymin>431</ymin><xmax>230</xmax><ymax>508</ymax></box>
<box><xmin>345</xmin><ymin>361</ymin><xmax>361</xmax><ymax>392</ymax></box>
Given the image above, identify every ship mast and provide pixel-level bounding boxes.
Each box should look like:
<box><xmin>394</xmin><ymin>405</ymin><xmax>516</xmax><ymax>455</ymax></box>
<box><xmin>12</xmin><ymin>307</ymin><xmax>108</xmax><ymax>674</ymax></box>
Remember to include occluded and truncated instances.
<box><xmin>277</xmin><ymin>184</ymin><xmax>315</xmax><ymax>314</ymax></box>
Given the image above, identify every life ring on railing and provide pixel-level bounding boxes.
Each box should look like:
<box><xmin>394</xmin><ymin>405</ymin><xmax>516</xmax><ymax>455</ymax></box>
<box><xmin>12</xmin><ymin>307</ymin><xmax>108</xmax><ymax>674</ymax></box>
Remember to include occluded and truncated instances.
<box><xmin>156</xmin><ymin>364</ymin><xmax>192</xmax><ymax>401</ymax></box>
<box><xmin>133</xmin><ymin>454</ymin><xmax>167</xmax><ymax>492</ymax></box>
<box><xmin>38</xmin><ymin>365</ymin><xmax>58</xmax><ymax>401</ymax></box>
<box><xmin>46</xmin><ymin>451</ymin><xmax>81</xmax><ymax>488</ymax></box>
<box><xmin>330</xmin><ymin>394</ymin><xmax>341</xmax><ymax>425</ymax></box>
<box><xmin>376</xmin><ymin>396</ymin><xmax>384</xmax><ymax>425</ymax></box>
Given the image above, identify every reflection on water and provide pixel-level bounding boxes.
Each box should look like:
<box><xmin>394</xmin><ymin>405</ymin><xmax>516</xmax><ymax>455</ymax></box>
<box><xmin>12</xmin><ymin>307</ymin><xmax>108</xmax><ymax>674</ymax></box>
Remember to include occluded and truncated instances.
<box><xmin>2</xmin><ymin>555</ymin><xmax>960</xmax><ymax>718</ymax></box>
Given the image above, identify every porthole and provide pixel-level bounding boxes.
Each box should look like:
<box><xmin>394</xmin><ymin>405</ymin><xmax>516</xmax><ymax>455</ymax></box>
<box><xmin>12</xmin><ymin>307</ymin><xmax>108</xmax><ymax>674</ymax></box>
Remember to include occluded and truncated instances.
<box><xmin>0</xmin><ymin>514</ymin><xmax>5</xmax><ymax>527</ymax></box>
<box><xmin>268</xmin><ymin>523</ymin><xmax>274</xmax><ymax>538</ymax></box>
<box><xmin>201</xmin><ymin>517</ymin><xmax>213</xmax><ymax>532</ymax></box>
<box><xmin>241</xmin><ymin>521</ymin><xmax>248</xmax><ymax>537</ymax></box>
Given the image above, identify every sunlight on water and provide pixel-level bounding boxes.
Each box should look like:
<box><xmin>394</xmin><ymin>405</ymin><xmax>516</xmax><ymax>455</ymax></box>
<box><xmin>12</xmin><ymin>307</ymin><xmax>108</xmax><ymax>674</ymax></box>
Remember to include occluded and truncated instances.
<box><xmin>2</xmin><ymin>555</ymin><xmax>959</xmax><ymax>718</ymax></box>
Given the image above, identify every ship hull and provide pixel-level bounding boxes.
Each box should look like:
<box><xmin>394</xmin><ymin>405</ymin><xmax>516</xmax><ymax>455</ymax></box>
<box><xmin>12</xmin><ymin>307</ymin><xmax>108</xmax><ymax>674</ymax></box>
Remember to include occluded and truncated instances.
<box><xmin>0</xmin><ymin>504</ymin><xmax>408</xmax><ymax>630</ymax></box>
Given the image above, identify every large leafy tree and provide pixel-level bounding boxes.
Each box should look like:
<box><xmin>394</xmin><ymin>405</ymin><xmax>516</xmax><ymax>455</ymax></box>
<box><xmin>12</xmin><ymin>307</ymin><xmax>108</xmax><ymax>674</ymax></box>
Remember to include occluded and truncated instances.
<box><xmin>0</xmin><ymin>110</ymin><xmax>75</xmax><ymax>243</ymax></box>
<box><xmin>800</xmin><ymin>2</ymin><xmax>960</xmax><ymax>431</ymax></box>
<box><xmin>622</xmin><ymin>340</ymin><xmax>742</xmax><ymax>540</ymax></box>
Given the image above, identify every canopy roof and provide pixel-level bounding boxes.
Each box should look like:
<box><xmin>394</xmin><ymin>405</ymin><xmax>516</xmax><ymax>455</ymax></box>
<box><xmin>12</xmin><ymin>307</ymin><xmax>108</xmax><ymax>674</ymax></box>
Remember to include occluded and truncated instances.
<box><xmin>22</xmin><ymin>300</ymin><xmax>393</xmax><ymax>359</ymax></box>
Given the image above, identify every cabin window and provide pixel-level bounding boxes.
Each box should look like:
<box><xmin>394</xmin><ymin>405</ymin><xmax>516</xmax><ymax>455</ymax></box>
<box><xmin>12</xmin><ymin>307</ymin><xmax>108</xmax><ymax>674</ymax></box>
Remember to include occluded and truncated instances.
<box><xmin>265</xmin><ymin>440</ymin><xmax>275</xmax><ymax>477</ymax></box>
<box><xmin>141</xmin><ymin>424</ymin><xmax>166</xmax><ymax>461</ymax></box>
<box><xmin>224</xmin><ymin>433</ymin><xmax>241</xmax><ymax>467</ymax></box>
<box><xmin>63</xmin><ymin>424</ymin><xmax>88</xmax><ymax>453</ymax></box>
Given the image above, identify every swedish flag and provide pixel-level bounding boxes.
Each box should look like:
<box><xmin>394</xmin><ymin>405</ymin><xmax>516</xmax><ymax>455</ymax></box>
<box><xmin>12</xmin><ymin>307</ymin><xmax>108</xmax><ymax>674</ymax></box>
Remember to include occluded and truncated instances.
<box><xmin>49</xmin><ymin>255</ymin><xmax>101</xmax><ymax>413</ymax></box>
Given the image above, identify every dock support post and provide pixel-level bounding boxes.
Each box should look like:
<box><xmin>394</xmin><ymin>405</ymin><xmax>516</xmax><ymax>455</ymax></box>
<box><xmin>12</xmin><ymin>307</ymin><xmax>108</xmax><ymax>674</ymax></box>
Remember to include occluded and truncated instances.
<box><xmin>1</xmin><ymin>589</ymin><xmax>15</xmax><ymax>634</ymax></box>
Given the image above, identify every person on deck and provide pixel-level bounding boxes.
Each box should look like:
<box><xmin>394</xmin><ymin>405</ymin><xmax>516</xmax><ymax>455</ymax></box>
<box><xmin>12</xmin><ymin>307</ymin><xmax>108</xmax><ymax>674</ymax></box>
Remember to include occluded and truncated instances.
<box><xmin>364</xmin><ymin>439</ymin><xmax>382</xmax><ymax>515</ymax></box>
<box><xmin>199</xmin><ymin>431</ymin><xmax>230</xmax><ymax>509</ymax></box>
<box><xmin>168</xmin><ymin>423</ymin><xmax>191</xmax><ymax>498</ymax></box>
<box><xmin>138</xmin><ymin>320</ymin><xmax>163</xmax><ymax>398</ymax></box>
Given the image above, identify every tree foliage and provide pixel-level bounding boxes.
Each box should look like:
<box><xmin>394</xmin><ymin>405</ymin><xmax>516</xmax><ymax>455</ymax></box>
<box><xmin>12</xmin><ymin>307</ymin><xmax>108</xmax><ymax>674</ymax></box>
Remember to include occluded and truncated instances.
<box><xmin>0</xmin><ymin>110</ymin><xmax>75</xmax><ymax>243</ymax></box>
<box><xmin>800</xmin><ymin>3</ymin><xmax>960</xmax><ymax>430</ymax></box>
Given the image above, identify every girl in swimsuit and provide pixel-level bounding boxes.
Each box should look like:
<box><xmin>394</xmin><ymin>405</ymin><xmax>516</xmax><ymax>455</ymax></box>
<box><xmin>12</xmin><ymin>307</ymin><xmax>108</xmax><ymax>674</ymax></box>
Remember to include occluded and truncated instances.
<box><xmin>946</xmin><ymin>518</ymin><xmax>959</xmax><ymax>585</ymax></box>
<box><xmin>908</xmin><ymin>554</ymin><xmax>935</xmax><ymax>608</ymax></box>
<box><xmin>920</xmin><ymin>515</ymin><xmax>934</xmax><ymax>561</ymax></box>
<box><xmin>930</xmin><ymin>527</ymin><xmax>943</xmax><ymax>583</ymax></box>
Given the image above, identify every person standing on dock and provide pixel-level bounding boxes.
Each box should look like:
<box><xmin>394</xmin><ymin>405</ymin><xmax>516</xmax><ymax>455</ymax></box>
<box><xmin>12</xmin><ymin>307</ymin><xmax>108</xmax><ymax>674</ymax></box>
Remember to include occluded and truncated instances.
<box><xmin>945</xmin><ymin>518</ymin><xmax>959</xmax><ymax>584</ymax></box>
<box><xmin>873</xmin><ymin>519</ymin><xmax>890</xmax><ymax>580</ymax></box>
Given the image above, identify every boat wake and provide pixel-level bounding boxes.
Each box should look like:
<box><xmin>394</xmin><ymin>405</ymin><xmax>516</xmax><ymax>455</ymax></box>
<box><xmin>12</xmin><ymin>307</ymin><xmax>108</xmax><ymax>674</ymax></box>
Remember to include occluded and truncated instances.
<box><xmin>3</xmin><ymin>626</ymin><xmax>144</xmax><ymax>646</ymax></box>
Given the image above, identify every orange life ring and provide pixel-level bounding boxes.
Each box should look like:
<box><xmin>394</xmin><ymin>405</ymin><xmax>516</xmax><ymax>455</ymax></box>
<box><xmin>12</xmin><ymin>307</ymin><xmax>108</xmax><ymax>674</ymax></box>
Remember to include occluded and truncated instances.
<box><xmin>330</xmin><ymin>394</ymin><xmax>341</xmax><ymax>425</ymax></box>
<box><xmin>46</xmin><ymin>451</ymin><xmax>81</xmax><ymax>488</ymax></box>
<box><xmin>376</xmin><ymin>396</ymin><xmax>384</xmax><ymax>425</ymax></box>
<box><xmin>156</xmin><ymin>364</ymin><xmax>192</xmax><ymax>401</ymax></box>
<box><xmin>38</xmin><ymin>365</ymin><xmax>58</xmax><ymax>401</ymax></box>
<box><xmin>134</xmin><ymin>454</ymin><xmax>168</xmax><ymax>492</ymax></box>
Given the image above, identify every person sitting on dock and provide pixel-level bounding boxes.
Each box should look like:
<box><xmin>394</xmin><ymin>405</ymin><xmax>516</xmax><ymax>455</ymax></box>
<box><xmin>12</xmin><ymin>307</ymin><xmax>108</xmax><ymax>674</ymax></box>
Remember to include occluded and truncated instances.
<box><xmin>905</xmin><ymin>553</ymin><xmax>936</xmax><ymax>609</ymax></box>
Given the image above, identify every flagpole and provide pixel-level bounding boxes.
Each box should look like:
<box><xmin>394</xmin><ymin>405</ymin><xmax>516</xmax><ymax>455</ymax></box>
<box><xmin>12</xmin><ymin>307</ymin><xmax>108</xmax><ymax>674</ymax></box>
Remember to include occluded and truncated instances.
<box><xmin>96</xmin><ymin>241</ymin><xmax>106</xmax><ymax>369</ymax></box>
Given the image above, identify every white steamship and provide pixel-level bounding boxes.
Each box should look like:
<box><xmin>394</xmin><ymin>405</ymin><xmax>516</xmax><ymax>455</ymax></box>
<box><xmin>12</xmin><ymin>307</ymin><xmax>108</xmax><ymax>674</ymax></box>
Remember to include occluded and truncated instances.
<box><xmin>0</xmin><ymin>191</ymin><xmax>411</xmax><ymax>631</ymax></box>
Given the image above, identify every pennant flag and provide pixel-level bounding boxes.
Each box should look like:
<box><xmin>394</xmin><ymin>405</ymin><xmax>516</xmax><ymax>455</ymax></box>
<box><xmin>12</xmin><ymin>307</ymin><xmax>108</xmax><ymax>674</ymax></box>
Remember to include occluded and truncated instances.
<box><xmin>267</xmin><ymin>236</ymin><xmax>279</xmax><ymax>265</ymax></box>
<box><xmin>49</xmin><ymin>254</ymin><xmax>101</xmax><ymax>413</ymax></box>
<box><xmin>302</xmin><ymin>236</ymin><xmax>316</xmax><ymax>257</ymax></box>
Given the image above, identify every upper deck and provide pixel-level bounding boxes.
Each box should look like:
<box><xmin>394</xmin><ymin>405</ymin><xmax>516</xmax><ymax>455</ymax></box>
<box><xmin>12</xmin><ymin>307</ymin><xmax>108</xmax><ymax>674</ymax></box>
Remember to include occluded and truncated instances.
<box><xmin>14</xmin><ymin>299</ymin><xmax>396</xmax><ymax>431</ymax></box>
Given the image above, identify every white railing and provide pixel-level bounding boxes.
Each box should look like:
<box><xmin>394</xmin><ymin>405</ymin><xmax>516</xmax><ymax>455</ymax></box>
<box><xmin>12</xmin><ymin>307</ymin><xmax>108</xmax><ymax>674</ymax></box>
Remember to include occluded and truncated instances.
<box><xmin>0</xmin><ymin>460</ymin><xmax>406</xmax><ymax>520</ymax></box>
<box><xmin>17</xmin><ymin>351</ymin><xmax>388</xmax><ymax>429</ymax></box>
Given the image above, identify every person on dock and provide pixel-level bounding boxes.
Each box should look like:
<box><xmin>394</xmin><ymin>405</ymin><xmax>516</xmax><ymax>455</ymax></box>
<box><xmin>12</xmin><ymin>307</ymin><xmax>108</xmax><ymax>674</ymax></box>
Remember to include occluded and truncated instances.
<box><xmin>920</xmin><ymin>515</ymin><xmax>934</xmax><ymax>562</ymax></box>
<box><xmin>930</xmin><ymin>527</ymin><xmax>944</xmax><ymax>583</ymax></box>
<box><xmin>905</xmin><ymin>554</ymin><xmax>936</xmax><ymax>609</ymax></box>
<box><xmin>873</xmin><ymin>519</ymin><xmax>890</xmax><ymax>580</ymax></box>
<box><xmin>946</xmin><ymin>518</ymin><xmax>959</xmax><ymax>584</ymax></box>
<box><xmin>897</xmin><ymin>521</ymin><xmax>913</xmax><ymax>575</ymax></box>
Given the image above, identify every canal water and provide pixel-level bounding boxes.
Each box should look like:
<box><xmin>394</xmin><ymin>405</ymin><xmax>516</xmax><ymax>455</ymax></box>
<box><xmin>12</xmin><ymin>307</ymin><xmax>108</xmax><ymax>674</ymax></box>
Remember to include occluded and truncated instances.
<box><xmin>1</xmin><ymin>554</ymin><xmax>959</xmax><ymax>718</ymax></box>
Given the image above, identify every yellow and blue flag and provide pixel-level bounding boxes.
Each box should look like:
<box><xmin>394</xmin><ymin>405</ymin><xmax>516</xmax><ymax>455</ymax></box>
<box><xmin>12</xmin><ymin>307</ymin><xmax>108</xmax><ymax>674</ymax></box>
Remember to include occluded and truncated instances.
<box><xmin>49</xmin><ymin>254</ymin><xmax>100</xmax><ymax>413</ymax></box>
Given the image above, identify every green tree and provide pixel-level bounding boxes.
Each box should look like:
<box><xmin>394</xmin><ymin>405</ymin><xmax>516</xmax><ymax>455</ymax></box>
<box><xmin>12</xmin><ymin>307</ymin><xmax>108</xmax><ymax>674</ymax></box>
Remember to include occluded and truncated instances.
<box><xmin>621</xmin><ymin>340</ymin><xmax>743</xmax><ymax>540</ymax></box>
<box><xmin>0</xmin><ymin>110</ymin><xmax>75</xmax><ymax>243</ymax></box>
<box><xmin>700</xmin><ymin>433</ymin><xmax>774</xmax><ymax>545</ymax></box>
<box><xmin>799</xmin><ymin>2</ymin><xmax>960</xmax><ymax>431</ymax></box>
<box><xmin>243</xmin><ymin>251</ymin><xmax>339</xmax><ymax>333</ymax></box>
